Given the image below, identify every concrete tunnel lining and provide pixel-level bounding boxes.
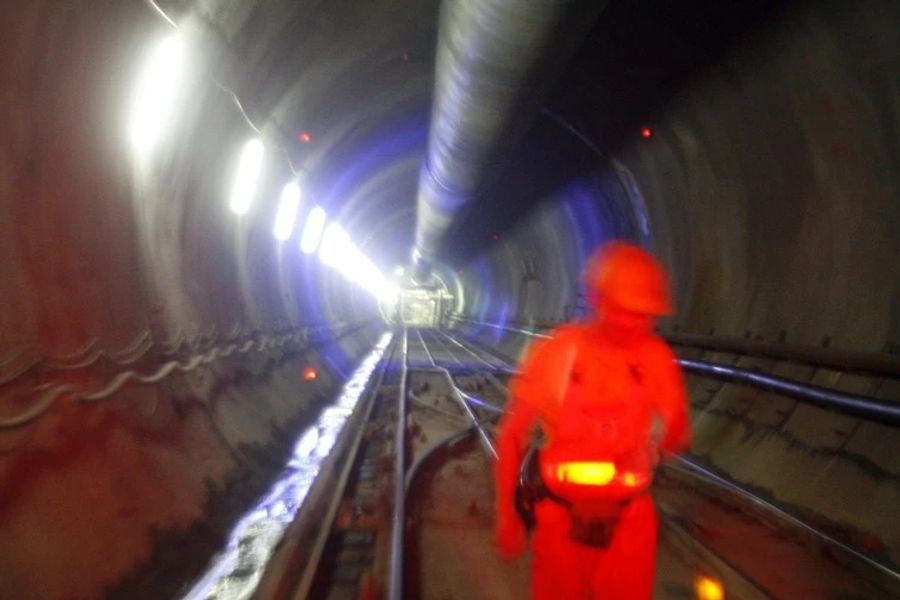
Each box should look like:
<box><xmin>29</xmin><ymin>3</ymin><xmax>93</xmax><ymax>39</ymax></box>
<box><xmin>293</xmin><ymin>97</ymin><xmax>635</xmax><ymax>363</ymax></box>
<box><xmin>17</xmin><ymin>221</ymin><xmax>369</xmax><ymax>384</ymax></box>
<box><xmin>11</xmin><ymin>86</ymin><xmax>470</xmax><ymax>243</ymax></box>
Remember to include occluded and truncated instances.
<box><xmin>0</xmin><ymin>0</ymin><xmax>898</xmax><ymax>597</ymax></box>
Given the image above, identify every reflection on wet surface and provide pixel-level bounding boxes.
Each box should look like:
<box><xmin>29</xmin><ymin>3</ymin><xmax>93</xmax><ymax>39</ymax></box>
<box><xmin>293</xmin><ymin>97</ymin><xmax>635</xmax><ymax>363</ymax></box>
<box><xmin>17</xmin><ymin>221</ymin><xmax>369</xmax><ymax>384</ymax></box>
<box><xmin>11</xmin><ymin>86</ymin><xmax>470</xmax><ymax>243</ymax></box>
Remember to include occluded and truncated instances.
<box><xmin>182</xmin><ymin>333</ymin><xmax>392</xmax><ymax>600</ymax></box>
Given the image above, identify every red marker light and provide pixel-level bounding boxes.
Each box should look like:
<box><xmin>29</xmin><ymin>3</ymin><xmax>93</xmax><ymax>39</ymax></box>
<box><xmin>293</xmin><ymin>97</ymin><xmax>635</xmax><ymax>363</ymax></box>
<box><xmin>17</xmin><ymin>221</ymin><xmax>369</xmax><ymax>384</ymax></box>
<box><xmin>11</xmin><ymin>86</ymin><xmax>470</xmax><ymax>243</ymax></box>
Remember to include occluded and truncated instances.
<box><xmin>299</xmin><ymin>131</ymin><xmax>312</xmax><ymax>144</ymax></box>
<box><xmin>641</xmin><ymin>127</ymin><xmax>653</xmax><ymax>138</ymax></box>
<box><xmin>303</xmin><ymin>367</ymin><xmax>318</xmax><ymax>381</ymax></box>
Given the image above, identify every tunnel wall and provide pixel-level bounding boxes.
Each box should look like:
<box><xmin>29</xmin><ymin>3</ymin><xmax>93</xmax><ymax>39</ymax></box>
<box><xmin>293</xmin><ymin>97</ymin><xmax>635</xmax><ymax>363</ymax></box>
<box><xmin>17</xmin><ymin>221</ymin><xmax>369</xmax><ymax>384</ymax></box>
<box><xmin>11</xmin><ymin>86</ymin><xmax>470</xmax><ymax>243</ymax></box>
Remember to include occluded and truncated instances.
<box><xmin>0</xmin><ymin>2</ymin><xmax>383</xmax><ymax>597</ymax></box>
<box><xmin>455</xmin><ymin>0</ymin><xmax>900</xmax><ymax>570</ymax></box>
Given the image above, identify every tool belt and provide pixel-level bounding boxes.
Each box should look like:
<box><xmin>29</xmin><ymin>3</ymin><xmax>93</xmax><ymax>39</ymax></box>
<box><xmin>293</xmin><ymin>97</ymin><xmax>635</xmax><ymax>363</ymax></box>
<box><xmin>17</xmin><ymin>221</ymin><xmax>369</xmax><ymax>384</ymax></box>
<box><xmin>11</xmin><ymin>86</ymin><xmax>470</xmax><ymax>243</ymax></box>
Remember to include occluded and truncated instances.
<box><xmin>515</xmin><ymin>446</ymin><xmax>647</xmax><ymax>548</ymax></box>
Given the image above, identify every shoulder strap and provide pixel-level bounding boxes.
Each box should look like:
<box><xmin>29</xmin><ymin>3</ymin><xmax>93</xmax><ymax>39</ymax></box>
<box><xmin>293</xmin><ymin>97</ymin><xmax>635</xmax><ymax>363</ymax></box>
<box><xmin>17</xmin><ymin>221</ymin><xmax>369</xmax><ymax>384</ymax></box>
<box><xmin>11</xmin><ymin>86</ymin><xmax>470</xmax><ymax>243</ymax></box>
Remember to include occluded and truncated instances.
<box><xmin>551</xmin><ymin>329</ymin><xmax>580</xmax><ymax>409</ymax></box>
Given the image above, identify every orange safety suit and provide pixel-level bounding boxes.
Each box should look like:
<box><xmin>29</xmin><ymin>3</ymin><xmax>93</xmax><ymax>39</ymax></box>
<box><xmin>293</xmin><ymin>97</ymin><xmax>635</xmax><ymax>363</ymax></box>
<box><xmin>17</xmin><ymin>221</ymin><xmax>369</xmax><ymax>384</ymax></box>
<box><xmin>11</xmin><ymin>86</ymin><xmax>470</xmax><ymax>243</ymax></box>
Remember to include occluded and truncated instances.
<box><xmin>494</xmin><ymin>321</ymin><xmax>690</xmax><ymax>600</ymax></box>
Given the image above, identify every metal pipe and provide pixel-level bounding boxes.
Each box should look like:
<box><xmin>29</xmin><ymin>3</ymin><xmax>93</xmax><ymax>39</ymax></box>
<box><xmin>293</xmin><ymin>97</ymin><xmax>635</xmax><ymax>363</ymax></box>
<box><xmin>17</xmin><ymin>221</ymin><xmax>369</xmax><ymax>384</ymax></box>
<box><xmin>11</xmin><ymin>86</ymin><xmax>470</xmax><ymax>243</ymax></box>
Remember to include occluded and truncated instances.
<box><xmin>679</xmin><ymin>358</ymin><xmax>900</xmax><ymax>427</ymax></box>
<box><xmin>388</xmin><ymin>328</ymin><xmax>409</xmax><ymax>600</ymax></box>
<box><xmin>412</xmin><ymin>0</ymin><xmax>605</xmax><ymax>277</ymax></box>
<box><xmin>455</xmin><ymin>320</ymin><xmax>900</xmax><ymax>427</ymax></box>
<box><xmin>455</xmin><ymin>317</ymin><xmax>900</xmax><ymax>379</ymax></box>
<box><xmin>666</xmin><ymin>332</ymin><xmax>900</xmax><ymax>379</ymax></box>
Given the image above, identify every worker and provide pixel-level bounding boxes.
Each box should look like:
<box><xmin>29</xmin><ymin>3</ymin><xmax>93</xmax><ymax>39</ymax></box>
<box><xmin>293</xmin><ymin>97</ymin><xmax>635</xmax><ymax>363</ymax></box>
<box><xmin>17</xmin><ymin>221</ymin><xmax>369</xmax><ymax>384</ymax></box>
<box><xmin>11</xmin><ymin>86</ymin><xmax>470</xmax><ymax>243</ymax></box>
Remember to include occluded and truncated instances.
<box><xmin>494</xmin><ymin>241</ymin><xmax>691</xmax><ymax>599</ymax></box>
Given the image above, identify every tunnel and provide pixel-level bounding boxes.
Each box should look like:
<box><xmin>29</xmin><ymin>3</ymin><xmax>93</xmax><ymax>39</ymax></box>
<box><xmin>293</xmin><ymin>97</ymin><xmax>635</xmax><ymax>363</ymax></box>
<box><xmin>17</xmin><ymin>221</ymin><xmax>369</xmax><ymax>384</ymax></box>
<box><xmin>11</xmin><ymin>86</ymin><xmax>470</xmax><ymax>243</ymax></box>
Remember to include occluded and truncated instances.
<box><xmin>1</xmin><ymin>0</ymin><xmax>899</xmax><ymax>598</ymax></box>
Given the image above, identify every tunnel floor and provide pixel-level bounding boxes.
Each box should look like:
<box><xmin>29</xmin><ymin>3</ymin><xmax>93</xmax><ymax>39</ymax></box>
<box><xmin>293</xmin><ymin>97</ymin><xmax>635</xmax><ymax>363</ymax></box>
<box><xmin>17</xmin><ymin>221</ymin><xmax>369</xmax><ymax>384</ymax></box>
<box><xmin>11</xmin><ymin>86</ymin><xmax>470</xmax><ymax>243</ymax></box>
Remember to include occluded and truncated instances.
<box><xmin>180</xmin><ymin>328</ymin><xmax>896</xmax><ymax>600</ymax></box>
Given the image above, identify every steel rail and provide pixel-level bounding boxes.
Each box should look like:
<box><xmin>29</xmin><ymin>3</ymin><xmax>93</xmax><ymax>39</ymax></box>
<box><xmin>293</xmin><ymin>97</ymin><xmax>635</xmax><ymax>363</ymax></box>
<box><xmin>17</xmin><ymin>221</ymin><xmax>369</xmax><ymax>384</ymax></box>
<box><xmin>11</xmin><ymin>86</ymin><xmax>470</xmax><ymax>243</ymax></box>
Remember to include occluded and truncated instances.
<box><xmin>415</xmin><ymin>329</ymin><xmax>497</xmax><ymax>459</ymax></box>
<box><xmin>665</xmin><ymin>454</ymin><xmax>900</xmax><ymax>590</ymax></box>
<box><xmin>409</xmin><ymin>366</ymin><xmax>504</xmax><ymax>416</ymax></box>
<box><xmin>435</xmin><ymin>329</ymin><xmax>505</xmax><ymax>371</ymax></box>
<box><xmin>392</xmin><ymin>330</ymin><xmax>502</xmax><ymax>598</ymax></box>
<box><xmin>289</xmin><ymin>335</ymin><xmax>396</xmax><ymax>599</ymax></box>
<box><xmin>456</xmin><ymin>389</ymin><xmax>504</xmax><ymax>414</ymax></box>
<box><xmin>415</xmin><ymin>331</ymin><xmax>506</xmax><ymax>412</ymax></box>
<box><xmin>432</xmin><ymin>330</ymin><xmax>466</xmax><ymax>367</ymax></box>
<box><xmin>657</xmin><ymin>516</ymin><xmax>777</xmax><ymax>600</ymax></box>
<box><xmin>419</xmin><ymin>329</ymin><xmax>464</xmax><ymax>368</ymax></box>
<box><xmin>452</xmin><ymin>318</ymin><xmax>551</xmax><ymax>340</ymax></box>
<box><xmin>413</xmin><ymin>327</ymin><xmax>436</xmax><ymax>366</ymax></box>
<box><xmin>453</xmin><ymin>320</ymin><xmax>900</xmax><ymax>427</ymax></box>
<box><xmin>404</xmin><ymin>426</ymin><xmax>478</xmax><ymax>494</ymax></box>
<box><xmin>388</xmin><ymin>327</ymin><xmax>410</xmax><ymax>600</ymax></box>
<box><xmin>438</xmin><ymin>376</ymin><xmax>497</xmax><ymax>460</ymax></box>
<box><xmin>409</xmin><ymin>329</ymin><xmax>513</xmax><ymax>377</ymax></box>
<box><xmin>434</xmin><ymin>331</ymin><xmax>513</xmax><ymax>393</ymax></box>
<box><xmin>408</xmin><ymin>390</ymin><xmax>472</xmax><ymax>422</ymax></box>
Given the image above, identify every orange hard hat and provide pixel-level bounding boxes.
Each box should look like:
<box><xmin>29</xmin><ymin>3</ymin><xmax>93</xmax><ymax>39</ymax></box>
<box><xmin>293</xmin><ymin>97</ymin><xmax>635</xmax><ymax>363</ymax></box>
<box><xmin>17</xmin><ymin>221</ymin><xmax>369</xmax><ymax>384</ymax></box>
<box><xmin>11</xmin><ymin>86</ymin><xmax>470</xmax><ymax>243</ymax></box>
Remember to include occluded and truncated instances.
<box><xmin>585</xmin><ymin>241</ymin><xmax>673</xmax><ymax>315</ymax></box>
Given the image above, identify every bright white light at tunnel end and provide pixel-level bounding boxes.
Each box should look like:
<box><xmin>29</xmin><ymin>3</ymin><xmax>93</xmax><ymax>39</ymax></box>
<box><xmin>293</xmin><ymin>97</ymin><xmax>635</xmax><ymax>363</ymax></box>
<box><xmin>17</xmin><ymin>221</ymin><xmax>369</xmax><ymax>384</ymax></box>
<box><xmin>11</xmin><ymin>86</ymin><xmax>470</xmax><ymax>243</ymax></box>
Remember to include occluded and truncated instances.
<box><xmin>318</xmin><ymin>222</ymin><xmax>397</xmax><ymax>302</ymax></box>
<box><xmin>318</xmin><ymin>222</ymin><xmax>350</xmax><ymax>268</ymax></box>
<box><xmin>229</xmin><ymin>138</ymin><xmax>265</xmax><ymax>215</ymax></box>
<box><xmin>273</xmin><ymin>181</ymin><xmax>301</xmax><ymax>241</ymax></box>
<box><xmin>129</xmin><ymin>34</ymin><xmax>186</xmax><ymax>155</ymax></box>
<box><xmin>300</xmin><ymin>206</ymin><xmax>327</xmax><ymax>254</ymax></box>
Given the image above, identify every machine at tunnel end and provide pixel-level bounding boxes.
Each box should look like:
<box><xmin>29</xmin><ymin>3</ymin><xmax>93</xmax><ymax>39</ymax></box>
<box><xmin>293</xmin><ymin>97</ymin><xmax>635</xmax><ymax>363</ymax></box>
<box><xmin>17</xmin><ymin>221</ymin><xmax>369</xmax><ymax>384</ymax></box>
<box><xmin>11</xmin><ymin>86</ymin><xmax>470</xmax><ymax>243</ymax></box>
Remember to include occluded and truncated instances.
<box><xmin>385</xmin><ymin>260</ymin><xmax>464</xmax><ymax>328</ymax></box>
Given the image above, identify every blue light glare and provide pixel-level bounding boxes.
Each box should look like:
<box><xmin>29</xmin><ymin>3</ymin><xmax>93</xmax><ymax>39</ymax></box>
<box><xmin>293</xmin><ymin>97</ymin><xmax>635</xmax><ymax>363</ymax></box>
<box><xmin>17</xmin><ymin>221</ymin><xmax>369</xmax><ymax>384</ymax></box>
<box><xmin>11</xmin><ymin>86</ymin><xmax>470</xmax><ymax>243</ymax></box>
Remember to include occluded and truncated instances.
<box><xmin>182</xmin><ymin>333</ymin><xmax>392</xmax><ymax>600</ymax></box>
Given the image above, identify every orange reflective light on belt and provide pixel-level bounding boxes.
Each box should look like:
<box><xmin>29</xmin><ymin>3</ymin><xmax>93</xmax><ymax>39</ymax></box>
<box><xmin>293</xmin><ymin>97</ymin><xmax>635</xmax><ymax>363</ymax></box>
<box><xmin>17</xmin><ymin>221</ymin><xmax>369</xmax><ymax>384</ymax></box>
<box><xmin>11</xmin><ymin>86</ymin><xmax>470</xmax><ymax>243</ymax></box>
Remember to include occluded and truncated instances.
<box><xmin>554</xmin><ymin>461</ymin><xmax>617</xmax><ymax>485</ymax></box>
<box><xmin>551</xmin><ymin>462</ymin><xmax>646</xmax><ymax>487</ymax></box>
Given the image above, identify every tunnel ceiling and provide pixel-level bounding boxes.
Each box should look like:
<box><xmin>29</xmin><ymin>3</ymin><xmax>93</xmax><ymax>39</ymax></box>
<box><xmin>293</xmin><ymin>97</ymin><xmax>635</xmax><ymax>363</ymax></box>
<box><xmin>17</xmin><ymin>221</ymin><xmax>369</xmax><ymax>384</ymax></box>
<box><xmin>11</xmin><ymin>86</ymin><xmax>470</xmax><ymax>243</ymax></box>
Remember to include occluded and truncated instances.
<box><xmin>157</xmin><ymin>0</ymin><xmax>791</xmax><ymax>270</ymax></box>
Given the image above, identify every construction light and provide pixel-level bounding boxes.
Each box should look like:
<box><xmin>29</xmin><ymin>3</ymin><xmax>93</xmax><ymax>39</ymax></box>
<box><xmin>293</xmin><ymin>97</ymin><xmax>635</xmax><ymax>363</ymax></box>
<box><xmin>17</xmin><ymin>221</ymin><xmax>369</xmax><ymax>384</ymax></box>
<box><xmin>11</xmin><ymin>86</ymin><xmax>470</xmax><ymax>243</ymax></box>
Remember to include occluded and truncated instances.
<box><xmin>318</xmin><ymin>222</ymin><xmax>398</xmax><ymax>302</ymax></box>
<box><xmin>318</xmin><ymin>222</ymin><xmax>350</xmax><ymax>268</ymax></box>
<box><xmin>273</xmin><ymin>182</ymin><xmax>301</xmax><ymax>240</ymax></box>
<box><xmin>300</xmin><ymin>206</ymin><xmax>327</xmax><ymax>254</ymax></box>
<box><xmin>129</xmin><ymin>34</ymin><xmax>185</xmax><ymax>154</ymax></box>
<box><xmin>229</xmin><ymin>138</ymin><xmax>264</xmax><ymax>215</ymax></box>
<box><xmin>694</xmin><ymin>575</ymin><xmax>725</xmax><ymax>600</ymax></box>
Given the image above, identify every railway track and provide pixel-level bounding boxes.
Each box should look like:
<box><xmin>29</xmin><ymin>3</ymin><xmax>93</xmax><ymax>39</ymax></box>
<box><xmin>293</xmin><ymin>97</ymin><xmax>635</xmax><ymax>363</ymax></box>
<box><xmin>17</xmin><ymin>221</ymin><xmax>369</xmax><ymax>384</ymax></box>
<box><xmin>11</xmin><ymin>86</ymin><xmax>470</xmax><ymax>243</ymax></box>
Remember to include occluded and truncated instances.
<box><xmin>194</xmin><ymin>328</ymin><xmax>895</xmax><ymax>600</ymax></box>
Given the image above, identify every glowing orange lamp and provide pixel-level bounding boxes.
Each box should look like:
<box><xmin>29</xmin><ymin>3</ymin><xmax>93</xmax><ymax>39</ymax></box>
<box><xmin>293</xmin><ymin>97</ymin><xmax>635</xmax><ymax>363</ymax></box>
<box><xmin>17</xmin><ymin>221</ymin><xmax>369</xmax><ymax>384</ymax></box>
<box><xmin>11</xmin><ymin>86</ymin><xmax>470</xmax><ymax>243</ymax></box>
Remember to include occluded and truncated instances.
<box><xmin>554</xmin><ymin>461</ymin><xmax>617</xmax><ymax>485</ymax></box>
<box><xmin>694</xmin><ymin>575</ymin><xmax>724</xmax><ymax>600</ymax></box>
